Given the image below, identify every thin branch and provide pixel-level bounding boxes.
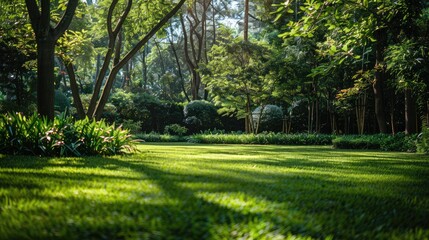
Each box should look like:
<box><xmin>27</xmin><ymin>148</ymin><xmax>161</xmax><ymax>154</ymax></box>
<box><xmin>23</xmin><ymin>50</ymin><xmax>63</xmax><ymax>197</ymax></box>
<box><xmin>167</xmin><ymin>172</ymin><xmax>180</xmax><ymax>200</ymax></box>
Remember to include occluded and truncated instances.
<box><xmin>54</xmin><ymin>0</ymin><xmax>79</xmax><ymax>40</ymax></box>
<box><xmin>24</xmin><ymin>0</ymin><xmax>41</xmax><ymax>36</ymax></box>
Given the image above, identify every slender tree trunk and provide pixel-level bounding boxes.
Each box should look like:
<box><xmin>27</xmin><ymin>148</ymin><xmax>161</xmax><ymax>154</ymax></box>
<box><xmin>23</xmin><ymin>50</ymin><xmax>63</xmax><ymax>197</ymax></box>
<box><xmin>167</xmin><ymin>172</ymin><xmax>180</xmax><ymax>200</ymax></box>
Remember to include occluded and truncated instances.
<box><xmin>168</xmin><ymin>32</ymin><xmax>190</xmax><ymax>102</ymax></box>
<box><xmin>244</xmin><ymin>0</ymin><xmax>249</xmax><ymax>41</ymax></box>
<box><xmin>245</xmin><ymin>93</ymin><xmax>254</xmax><ymax>133</ymax></box>
<box><xmin>356</xmin><ymin>93</ymin><xmax>366</xmax><ymax>135</ymax></box>
<box><xmin>405</xmin><ymin>88</ymin><xmax>417</xmax><ymax>134</ymax></box>
<box><xmin>95</xmin><ymin>53</ymin><xmax>101</xmax><ymax>84</ymax></box>
<box><xmin>142</xmin><ymin>46</ymin><xmax>148</xmax><ymax>91</ymax></box>
<box><xmin>63</xmin><ymin>60</ymin><xmax>85</xmax><ymax>119</ymax></box>
<box><xmin>91</xmin><ymin>0</ymin><xmax>186</xmax><ymax>119</ymax></box>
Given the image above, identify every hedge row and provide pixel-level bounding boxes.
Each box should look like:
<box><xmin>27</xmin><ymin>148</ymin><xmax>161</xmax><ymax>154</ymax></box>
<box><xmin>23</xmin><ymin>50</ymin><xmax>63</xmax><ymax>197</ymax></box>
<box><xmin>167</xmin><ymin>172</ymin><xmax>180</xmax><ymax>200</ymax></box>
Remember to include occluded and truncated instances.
<box><xmin>188</xmin><ymin>133</ymin><xmax>334</xmax><ymax>145</ymax></box>
<box><xmin>135</xmin><ymin>132</ymin><xmax>427</xmax><ymax>153</ymax></box>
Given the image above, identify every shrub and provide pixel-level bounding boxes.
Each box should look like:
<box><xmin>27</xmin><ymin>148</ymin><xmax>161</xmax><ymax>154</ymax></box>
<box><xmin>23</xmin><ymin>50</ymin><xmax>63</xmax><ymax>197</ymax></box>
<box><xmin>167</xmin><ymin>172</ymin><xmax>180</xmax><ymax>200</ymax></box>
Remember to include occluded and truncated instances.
<box><xmin>333</xmin><ymin>134</ymin><xmax>417</xmax><ymax>152</ymax></box>
<box><xmin>134</xmin><ymin>132</ymin><xmax>183</xmax><ymax>142</ymax></box>
<box><xmin>120</xmin><ymin>119</ymin><xmax>142</xmax><ymax>134</ymax></box>
<box><xmin>188</xmin><ymin>133</ymin><xmax>333</xmax><ymax>145</ymax></box>
<box><xmin>417</xmin><ymin>127</ymin><xmax>429</xmax><ymax>154</ymax></box>
<box><xmin>164</xmin><ymin>124</ymin><xmax>188</xmax><ymax>136</ymax></box>
<box><xmin>0</xmin><ymin>112</ymin><xmax>136</xmax><ymax>157</ymax></box>
<box><xmin>252</xmin><ymin>105</ymin><xmax>283</xmax><ymax>132</ymax></box>
<box><xmin>54</xmin><ymin>90</ymin><xmax>71</xmax><ymax>113</ymax></box>
<box><xmin>184</xmin><ymin>100</ymin><xmax>221</xmax><ymax>133</ymax></box>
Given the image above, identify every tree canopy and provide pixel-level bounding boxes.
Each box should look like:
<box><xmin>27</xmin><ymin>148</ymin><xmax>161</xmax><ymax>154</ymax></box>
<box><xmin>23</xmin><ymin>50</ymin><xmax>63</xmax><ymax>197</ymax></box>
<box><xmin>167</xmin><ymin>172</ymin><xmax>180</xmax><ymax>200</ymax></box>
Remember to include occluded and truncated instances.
<box><xmin>0</xmin><ymin>0</ymin><xmax>427</xmax><ymax>134</ymax></box>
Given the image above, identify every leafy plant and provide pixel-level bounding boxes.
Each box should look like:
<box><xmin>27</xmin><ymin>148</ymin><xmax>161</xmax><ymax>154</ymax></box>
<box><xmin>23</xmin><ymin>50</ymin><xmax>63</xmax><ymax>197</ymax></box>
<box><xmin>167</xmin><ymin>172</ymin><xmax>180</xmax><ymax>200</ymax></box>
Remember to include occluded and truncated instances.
<box><xmin>134</xmin><ymin>132</ymin><xmax>183</xmax><ymax>142</ymax></box>
<box><xmin>417</xmin><ymin>127</ymin><xmax>429</xmax><ymax>154</ymax></box>
<box><xmin>252</xmin><ymin>105</ymin><xmax>284</xmax><ymax>133</ymax></box>
<box><xmin>0</xmin><ymin>112</ymin><xmax>136</xmax><ymax>156</ymax></box>
<box><xmin>333</xmin><ymin>134</ymin><xmax>417</xmax><ymax>152</ymax></box>
<box><xmin>164</xmin><ymin>124</ymin><xmax>188</xmax><ymax>136</ymax></box>
<box><xmin>183</xmin><ymin>100</ymin><xmax>221</xmax><ymax>133</ymax></box>
<box><xmin>189</xmin><ymin>133</ymin><xmax>333</xmax><ymax>145</ymax></box>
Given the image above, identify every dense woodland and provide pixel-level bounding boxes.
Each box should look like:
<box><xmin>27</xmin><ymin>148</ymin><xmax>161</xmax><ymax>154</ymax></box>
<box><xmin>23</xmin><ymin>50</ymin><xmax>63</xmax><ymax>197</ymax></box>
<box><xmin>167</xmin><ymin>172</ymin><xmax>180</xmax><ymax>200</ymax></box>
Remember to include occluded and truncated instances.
<box><xmin>1</xmin><ymin>0</ymin><xmax>428</xmax><ymax>135</ymax></box>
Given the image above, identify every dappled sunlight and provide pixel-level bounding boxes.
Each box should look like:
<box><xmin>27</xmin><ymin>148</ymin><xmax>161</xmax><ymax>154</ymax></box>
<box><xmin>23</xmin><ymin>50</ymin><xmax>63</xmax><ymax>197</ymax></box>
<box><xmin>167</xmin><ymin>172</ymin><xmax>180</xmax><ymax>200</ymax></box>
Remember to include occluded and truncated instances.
<box><xmin>1</xmin><ymin>143</ymin><xmax>428</xmax><ymax>239</ymax></box>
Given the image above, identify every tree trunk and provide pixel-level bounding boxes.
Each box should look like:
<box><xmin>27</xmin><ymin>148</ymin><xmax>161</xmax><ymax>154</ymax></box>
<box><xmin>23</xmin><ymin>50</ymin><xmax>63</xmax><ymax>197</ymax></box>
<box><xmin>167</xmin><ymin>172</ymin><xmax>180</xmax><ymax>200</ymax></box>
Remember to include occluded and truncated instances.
<box><xmin>25</xmin><ymin>0</ymin><xmax>79</xmax><ymax>120</ymax></box>
<box><xmin>142</xmin><ymin>46</ymin><xmax>148</xmax><ymax>91</ymax></box>
<box><xmin>372</xmin><ymin>27</ymin><xmax>388</xmax><ymax>133</ymax></box>
<box><xmin>244</xmin><ymin>0</ymin><xmax>249</xmax><ymax>41</ymax></box>
<box><xmin>37</xmin><ymin>37</ymin><xmax>56</xmax><ymax>120</ymax></box>
<box><xmin>91</xmin><ymin>0</ymin><xmax>186</xmax><ymax>119</ymax></box>
<box><xmin>63</xmin><ymin>60</ymin><xmax>85</xmax><ymax>119</ymax></box>
<box><xmin>405</xmin><ymin>88</ymin><xmax>417</xmax><ymax>134</ymax></box>
<box><xmin>168</xmin><ymin>29</ymin><xmax>190</xmax><ymax>102</ymax></box>
<box><xmin>356</xmin><ymin>93</ymin><xmax>366</xmax><ymax>135</ymax></box>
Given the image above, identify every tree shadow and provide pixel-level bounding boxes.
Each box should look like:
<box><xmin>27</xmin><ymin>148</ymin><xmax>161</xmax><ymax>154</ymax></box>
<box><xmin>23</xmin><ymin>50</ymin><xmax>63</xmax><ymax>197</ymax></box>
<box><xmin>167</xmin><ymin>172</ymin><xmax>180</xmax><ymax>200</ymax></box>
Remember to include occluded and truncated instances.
<box><xmin>1</xmin><ymin>145</ymin><xmax>428</xmax><ymax>239</ymax></box>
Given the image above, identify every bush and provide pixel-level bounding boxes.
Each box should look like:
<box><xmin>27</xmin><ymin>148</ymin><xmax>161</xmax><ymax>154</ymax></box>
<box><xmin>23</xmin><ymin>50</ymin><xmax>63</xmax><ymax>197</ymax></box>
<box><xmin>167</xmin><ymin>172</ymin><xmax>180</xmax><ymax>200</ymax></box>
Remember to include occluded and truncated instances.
<box><xmin>120</xmin><ymin>119</ymin><xmax>142</xmax><ymax>134</ymax></box>
<box><xmin>252</xmin><ymin>105</ymin><xmax>283</xmax><ymax>132</ymax></box>
<box><xmin>188</xmin><ymin>133</ymin><xmax>333</xmax><ymax>145</ymax></box>
<box><xmin>164</xmin><ymin>124</ymin><xmax>188</xmax><ymax>136</ymax></box>
<box><xmin>134</xmin><ymin>132</ymin><xmax>184</xmax><ymax>142</ymax></box>
<box><xmin>417</xmin><ymin>127</ymin><xmax>429</xmax><ymax>154</ymax></box>
<box><xmin>333</xmin><ymin>134</ymin><xmax>417</xmax><ymax>152</ymax></box>
<box><xmin>184</xmin><ymin>100</ymin><xmax>221</xmax><ymax>133</ymax></box>
<box><xmin>0</xmin><ymin>112</ymin><xmax>136</xmax><ymax>156</ymax></box>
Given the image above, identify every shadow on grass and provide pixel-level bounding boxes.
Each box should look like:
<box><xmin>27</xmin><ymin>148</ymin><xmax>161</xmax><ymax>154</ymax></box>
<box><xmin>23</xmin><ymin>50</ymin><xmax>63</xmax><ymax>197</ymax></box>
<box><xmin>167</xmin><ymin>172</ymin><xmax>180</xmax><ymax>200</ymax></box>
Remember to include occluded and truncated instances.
<box><xmin>0</xmin><ymin>144</ymin><xmax>428</xmax><ymax>239</ymax></box>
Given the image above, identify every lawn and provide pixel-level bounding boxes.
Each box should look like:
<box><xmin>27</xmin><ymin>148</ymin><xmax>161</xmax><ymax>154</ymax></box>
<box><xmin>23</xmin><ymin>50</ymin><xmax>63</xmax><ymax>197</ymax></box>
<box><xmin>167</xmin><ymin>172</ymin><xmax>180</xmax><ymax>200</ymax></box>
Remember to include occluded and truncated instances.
<box><xmin>0</xmin><ymin>143</ymin><xmax>428</xmax><ymax>239</ymax></box>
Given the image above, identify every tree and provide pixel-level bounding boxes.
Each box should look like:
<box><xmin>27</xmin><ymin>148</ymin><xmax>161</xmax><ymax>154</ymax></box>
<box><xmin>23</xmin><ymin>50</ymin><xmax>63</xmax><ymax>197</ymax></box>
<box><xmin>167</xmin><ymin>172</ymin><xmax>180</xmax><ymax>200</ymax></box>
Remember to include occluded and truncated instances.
<box><xmin>25</xmin><ymin>0</ymin><xmax>79</xmax><ymax>119</ymax></box>
<box><xmin>83</xmin><ymin>0</ymin><xmax>186</xmax><ymax>120</ymax></box>
<box><xmin>180</xmin><ymin>0</ymin><xmax>213</xmax><ymax>100</ymax></box>
<box><xmin>279</xmin><ymin>0</ymin><xmax>426</xmax><ymax>133</ymax></box>
<box><xmin>202</xmin><ymin>31</ymin><xmax>281</xmax><ymax>133</ymax></box>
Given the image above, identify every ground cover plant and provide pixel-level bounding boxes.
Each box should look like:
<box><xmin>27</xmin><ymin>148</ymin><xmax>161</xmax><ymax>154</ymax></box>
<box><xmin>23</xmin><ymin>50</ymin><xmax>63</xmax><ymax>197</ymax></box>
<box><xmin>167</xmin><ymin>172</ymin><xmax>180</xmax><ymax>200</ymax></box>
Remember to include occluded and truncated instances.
<box><xmin>0</xmin><ymin>143</ymin><xmax>428</xmax><ymax>239</ymax></box>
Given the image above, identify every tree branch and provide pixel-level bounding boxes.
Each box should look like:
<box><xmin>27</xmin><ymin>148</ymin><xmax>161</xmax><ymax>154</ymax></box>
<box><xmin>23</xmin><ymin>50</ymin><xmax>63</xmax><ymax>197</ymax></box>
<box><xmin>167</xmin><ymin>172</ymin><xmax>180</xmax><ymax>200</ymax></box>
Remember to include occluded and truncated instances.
<box><xmin>113</xmin><ymin>0</ymin><xmax>132</xmax><ymax>35</ymax></box>
<box><xmin>54</xmin><ymin>0</ymin><xmax>79</xmax><ymax>40</ymax></box>
<box><xmin>93</xmin><ymin>0</ymin><xmax>187</xmax><ymax>119</ymax></box>
<box><xmin>40</xmin><ymin>0</ymin><xmax>50</xmax><ymax>36</ymax></box>
<box><xmin>107</xmin><ymin>0</ymin><xmax>119</xmax><ymax>38</ymax></box>
<box><xmin>24</xmin><ymin>0</ymin><xmax>41</xmax><ymax>36</ymax></box>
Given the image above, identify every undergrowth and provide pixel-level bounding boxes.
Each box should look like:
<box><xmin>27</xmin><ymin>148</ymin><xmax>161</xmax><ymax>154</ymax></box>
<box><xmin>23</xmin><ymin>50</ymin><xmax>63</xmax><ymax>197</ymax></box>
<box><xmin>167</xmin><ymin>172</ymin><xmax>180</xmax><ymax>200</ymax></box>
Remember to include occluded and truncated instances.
<box><xmin>0</xmin><ymin>112</ymin><xmax>136</xmax><ymax>156</ymax></box>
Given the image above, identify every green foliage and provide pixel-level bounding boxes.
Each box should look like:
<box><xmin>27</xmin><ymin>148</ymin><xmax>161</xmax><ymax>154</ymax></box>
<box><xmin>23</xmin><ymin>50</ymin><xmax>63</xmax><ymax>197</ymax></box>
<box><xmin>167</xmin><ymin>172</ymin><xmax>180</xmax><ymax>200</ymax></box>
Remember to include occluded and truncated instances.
<box><xmin>109</xmin><ymin>90</ymin><xmax>183</xmax><ymax>133</ymax></box>
<box><xmin>164</xmin><ymin>124</ymin><xmax>187</xmax><ymax>136</ymax></box>
<box><xmin>183</xmin><ymin>100</ymin><xmax>221</xmax><ymax>133</ymax></box>
<box><xmin>120</xmin><ymin>119</ymin><xmax>142</xmax><ymax>134</ymax></box>
<box><xmin>386</xmin><ymin>40</ymin><xmax>428</xmax><ymax>92</ymax></box>
<box><xmin>134</xmin><ymin>132</ymin><xmax>183</xmax><ymax>142</ymax></box>
<box><xmin>333</xmin><ymin>134</ymin><xmax>417</xmax><ymax>152</ymax></box>
<box><xmin>189</xmin><ymin>133</ymin><xmax>333</xmax><ymax>145</ymax></box>
<box><xmin>203</xmin><ymin>34</ymin><xmax>282</xmax><ymax>124</ymax></box>
<box><xmin>252</xmin><ymin>105</ymin><xmax>284</xmax><ymax>132</ymax></box>
<box><xmin>54</xmin><ymin>90</ymin><xmax>71</xmax><ymax>112</ymax></box>
<box><xmin>417</xmin><ymin>127</ymin><xmax>429</xmax><ymax>154</ymax></box>
<box><xmin>0</xmin><ymin>112</ymin><xmax>136</xmax><ymax>156</ymax></box>
<box><xmin>1</xmin><ymin>144</ymin><xmax>428</xmax><ymax>239</ymax></box>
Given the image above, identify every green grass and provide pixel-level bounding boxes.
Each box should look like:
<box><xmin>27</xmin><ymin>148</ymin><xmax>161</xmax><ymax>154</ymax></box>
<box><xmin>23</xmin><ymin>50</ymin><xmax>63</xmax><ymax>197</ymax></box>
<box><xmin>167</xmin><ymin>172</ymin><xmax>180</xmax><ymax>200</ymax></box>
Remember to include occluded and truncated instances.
<box><xmin>0</xmin><ymin>143</ymin><xmax>428</xmax><ymax>239</ymax></box>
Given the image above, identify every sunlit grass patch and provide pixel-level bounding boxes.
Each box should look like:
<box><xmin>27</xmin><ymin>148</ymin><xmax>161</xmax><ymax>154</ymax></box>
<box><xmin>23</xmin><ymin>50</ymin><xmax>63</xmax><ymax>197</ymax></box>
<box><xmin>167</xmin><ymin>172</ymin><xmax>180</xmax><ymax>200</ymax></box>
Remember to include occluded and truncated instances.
<box><xmin>0</xmin><ymin>143</ymin><xmax>428</xmax><ymax>239</ymax></box>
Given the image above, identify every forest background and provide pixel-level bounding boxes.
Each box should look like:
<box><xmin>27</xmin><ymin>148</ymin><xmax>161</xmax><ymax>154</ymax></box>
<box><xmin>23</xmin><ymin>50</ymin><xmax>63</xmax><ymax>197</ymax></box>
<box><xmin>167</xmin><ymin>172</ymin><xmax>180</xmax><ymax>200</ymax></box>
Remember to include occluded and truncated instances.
<box><xmin>0</xmin><ymin>0</ymin><xmax>428</xmax><ymax>136</ymax></box>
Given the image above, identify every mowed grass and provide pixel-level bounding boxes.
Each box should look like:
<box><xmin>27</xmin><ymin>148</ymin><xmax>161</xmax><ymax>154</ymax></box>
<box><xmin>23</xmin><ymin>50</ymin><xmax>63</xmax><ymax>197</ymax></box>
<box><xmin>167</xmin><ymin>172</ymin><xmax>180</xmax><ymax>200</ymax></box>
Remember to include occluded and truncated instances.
<box><xmin>0</xmin><ymin>143</ymin><xmax>428</xmax><ymax>239</ymax></box>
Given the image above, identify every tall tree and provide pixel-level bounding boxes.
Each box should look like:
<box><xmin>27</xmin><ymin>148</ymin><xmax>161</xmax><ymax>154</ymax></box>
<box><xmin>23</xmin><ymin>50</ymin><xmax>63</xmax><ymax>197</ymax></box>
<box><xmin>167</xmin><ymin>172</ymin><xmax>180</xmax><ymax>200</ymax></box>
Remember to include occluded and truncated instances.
<box><xmin>25</xmin><ymin>0</ymin><xmax>79</xmax><ymax>119</ymax></box>
<box><xmin>74</xmin><ymin>0</ymin><xmax>186</xmax><ymax>119</ymax></box>
<box><xmin>279</xmin><ymin>0</ymin><xmax>424</xmax><ymax>133</ymax></box>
